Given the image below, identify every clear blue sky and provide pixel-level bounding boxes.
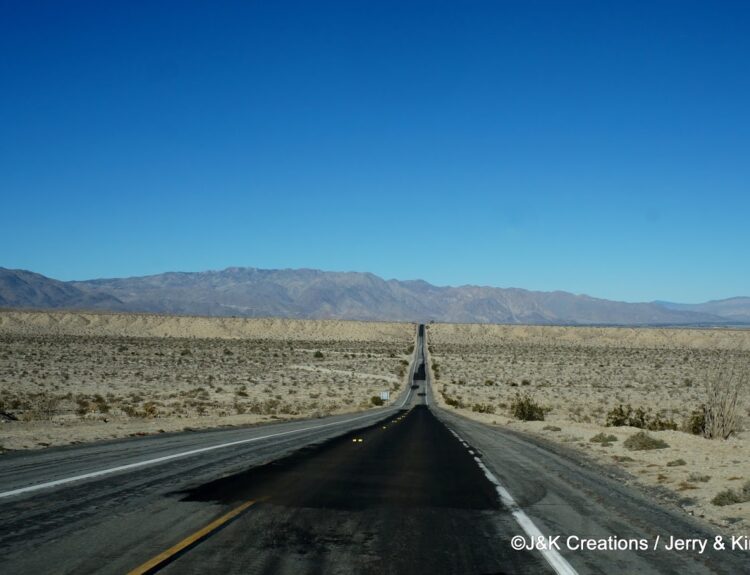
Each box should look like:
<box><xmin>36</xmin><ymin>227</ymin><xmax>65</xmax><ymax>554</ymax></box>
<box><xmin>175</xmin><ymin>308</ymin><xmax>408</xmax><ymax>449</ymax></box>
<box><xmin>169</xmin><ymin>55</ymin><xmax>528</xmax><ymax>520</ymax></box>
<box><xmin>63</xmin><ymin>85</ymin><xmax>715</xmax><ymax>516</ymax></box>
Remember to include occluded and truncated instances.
<box><xmin>1</xmin><ymin>1</ymin><xmax>748</xmax><ymax>303</ymax></box>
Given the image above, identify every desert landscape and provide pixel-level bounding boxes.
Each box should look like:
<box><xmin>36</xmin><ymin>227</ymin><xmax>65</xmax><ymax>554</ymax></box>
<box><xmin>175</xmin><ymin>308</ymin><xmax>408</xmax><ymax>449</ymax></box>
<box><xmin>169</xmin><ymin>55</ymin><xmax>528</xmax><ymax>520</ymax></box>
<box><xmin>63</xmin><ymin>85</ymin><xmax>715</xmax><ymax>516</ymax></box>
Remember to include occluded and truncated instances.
<box><xmin>3</xmin><ymin>311</ymin><xmax>750</xmax><ymax>537</ymax></box>
<box><xmin>426</xmin><ymin>323</ymin><xmax>750</xmax><ymax>534</ymax></box>
<box><xmin>0</xmin><ymin>311</ymin><xmax>415</xmax><ymax>450</ymax></box>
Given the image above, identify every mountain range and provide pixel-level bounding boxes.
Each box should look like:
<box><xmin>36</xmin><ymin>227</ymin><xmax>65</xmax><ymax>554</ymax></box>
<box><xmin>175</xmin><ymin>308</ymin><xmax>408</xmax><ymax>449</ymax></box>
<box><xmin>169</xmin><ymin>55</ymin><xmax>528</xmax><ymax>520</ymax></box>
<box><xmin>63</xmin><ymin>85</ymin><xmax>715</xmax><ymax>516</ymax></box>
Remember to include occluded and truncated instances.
<box><xmin>1</xmin><ymin>266</ymin><xmax>748</xmax><ymax>326</ymax></box>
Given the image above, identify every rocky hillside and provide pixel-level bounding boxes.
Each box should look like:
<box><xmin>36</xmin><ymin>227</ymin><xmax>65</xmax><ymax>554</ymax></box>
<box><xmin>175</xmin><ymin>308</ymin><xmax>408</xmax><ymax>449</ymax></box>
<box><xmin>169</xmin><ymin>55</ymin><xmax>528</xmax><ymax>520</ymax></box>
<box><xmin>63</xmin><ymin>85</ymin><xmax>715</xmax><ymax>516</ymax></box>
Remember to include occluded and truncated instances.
<box><xmin>1</xmin><ymin>266</ymin><xmax>745</xmax><ymax>326</ymax></box>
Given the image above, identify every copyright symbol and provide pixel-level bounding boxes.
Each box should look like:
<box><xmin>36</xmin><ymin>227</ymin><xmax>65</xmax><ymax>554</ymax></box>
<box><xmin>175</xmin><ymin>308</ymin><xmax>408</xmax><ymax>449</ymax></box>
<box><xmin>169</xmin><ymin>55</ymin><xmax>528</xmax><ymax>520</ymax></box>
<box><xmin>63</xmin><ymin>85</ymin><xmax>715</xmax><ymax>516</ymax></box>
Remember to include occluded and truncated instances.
<box><xmin>511</xmin><ymin>536</ymin><xmax>526</xmax><ymax>550</ymax></box>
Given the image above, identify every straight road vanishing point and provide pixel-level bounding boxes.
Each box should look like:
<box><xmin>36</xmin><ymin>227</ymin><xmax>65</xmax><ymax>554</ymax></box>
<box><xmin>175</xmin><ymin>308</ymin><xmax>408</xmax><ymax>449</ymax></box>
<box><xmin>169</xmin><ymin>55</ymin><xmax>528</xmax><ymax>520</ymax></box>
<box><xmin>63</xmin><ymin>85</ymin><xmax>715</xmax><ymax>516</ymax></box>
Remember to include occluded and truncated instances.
<box><xmin>0</xmin><ymin>326</ymin><xmax>745</xmax><ymax>574</ymax></box>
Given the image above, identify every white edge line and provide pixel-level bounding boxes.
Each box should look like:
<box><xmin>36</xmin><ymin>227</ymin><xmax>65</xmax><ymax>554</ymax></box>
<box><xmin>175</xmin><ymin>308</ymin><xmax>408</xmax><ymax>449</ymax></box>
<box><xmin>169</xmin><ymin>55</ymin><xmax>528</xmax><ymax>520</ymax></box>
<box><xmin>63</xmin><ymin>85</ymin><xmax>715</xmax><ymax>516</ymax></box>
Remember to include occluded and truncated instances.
<box><xmin>0</xmin><ymin>409</ymin><xmax>394</xmax><ymax>500</ymax></box>
<box><xmin>453</xmin><ymin>431</ymin><xmax>578</xmax><ymax>575</ymax></box>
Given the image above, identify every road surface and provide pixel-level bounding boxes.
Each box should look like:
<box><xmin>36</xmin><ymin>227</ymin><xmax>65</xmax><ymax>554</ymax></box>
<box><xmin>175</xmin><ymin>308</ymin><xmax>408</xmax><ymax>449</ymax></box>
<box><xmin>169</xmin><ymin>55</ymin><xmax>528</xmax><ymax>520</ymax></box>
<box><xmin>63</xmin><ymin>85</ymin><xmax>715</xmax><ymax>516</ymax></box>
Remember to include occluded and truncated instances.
<box><xmin>0</xmin><ymin>325</ymin><xmax>746</xmax><ymax>574</ymax></box>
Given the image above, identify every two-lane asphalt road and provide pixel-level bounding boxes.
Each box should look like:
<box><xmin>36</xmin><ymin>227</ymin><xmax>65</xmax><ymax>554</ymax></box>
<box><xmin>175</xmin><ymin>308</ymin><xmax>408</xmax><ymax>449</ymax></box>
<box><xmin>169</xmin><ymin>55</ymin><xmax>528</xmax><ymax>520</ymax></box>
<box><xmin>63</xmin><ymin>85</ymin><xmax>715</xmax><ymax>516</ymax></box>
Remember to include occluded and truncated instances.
<box><xmin>0</xmin><ymin>325</ymin><xmax>747</xmax><ymax>574</ymax></box>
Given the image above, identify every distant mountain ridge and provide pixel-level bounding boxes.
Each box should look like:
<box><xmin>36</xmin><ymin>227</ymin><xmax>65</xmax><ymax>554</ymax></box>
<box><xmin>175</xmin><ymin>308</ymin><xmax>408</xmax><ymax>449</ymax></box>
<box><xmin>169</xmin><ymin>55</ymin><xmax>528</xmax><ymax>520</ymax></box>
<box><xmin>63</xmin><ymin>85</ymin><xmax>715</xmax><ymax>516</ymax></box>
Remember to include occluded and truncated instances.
<box><xmin>654</xmin><ymin>297</ymin><xmax>750</xmax><ymax>323</ymax></box>
<box><xmin>1</xmin><ymin>266</ymin><xmax>748</xmax><ymax>326</ymax></box>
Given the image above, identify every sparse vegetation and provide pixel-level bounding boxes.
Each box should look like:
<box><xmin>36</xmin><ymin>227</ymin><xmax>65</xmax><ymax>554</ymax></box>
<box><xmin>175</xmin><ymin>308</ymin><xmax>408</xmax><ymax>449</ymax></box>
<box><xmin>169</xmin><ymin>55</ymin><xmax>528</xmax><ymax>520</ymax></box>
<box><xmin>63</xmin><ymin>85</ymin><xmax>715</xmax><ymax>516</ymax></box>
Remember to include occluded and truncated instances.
<box><xmin>24</xmin><ymin>393</ymin><xmax>60</xmax><ymax>421</ymax></box>
<box><xmin>702</xmin><ymin>362</ymin><xmax>746</xmax><ymax>439</ymax></box>
<box><xmin>605</xmin><ymin>404</ymin><xmax>677</xmax><ymax>431</ymax></box>
<box><xmin>510</xmin><ymin>392</ymin><xmax>545</xmax><ymax>421</ymax></box>
<box><xmin>711</xmin><ymin>481</ymin><xmax>750</xmax><ymax>506</ymax></box>
<box><xmin>428</xmin><ymin>324</ymin><xmax>749</xmax><ymax>444</ymax></box>
<box><xmin>683</xmin><ymin>408</ymin><xmax>706</xmax><ymax>436</ymax></box>
<box><xmin>0</xmin><ymin>316</ymin><xmax>414</xmax><ymax>449</ymax></box>
<box><xmin>590</xmin><ymin>432</ymin><xmax>617</xmax><ymax>444</ymax></box>
<box><xmin>623</xmin><ymin>431</ymin><xmax>669</xmax><ymax>451</ymax></box>
<box><xmin>612</xmin><ymin>455</ymin><xmax>635</xmax><ymax>463</ymax></box>
<box><xmin>441</xmin><ymin>391</ymin><xmax>465</xmax><ymax>409</ymax></box>
<box><xmin>431</xmin><ymin>360</ymin><xmax>441</xmax><ymax>380</ymax></box>
<box><xmin>472</xmin><ymin>403</ymin><xmax>495</xmax><ymax>414</ymax></box>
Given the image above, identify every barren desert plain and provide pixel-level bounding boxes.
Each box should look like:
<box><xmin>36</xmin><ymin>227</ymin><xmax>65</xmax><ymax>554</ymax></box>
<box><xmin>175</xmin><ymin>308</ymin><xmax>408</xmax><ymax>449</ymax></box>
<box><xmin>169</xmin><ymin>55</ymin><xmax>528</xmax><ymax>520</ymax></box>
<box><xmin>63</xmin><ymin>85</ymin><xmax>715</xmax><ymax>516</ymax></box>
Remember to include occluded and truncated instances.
<box><xmin>1</xmin><ymin>310</ymin><xmax>749</xmax><ymax>536</ymax></box>
<box><xmin>0</xmin><ymin>311</ymin><xmax>415</xmax><ymax>450</ymax></box>
<box><xmin>426</xmin><ymin>322</ymin><xmax>750</xmax><ymax>534</ymax></box>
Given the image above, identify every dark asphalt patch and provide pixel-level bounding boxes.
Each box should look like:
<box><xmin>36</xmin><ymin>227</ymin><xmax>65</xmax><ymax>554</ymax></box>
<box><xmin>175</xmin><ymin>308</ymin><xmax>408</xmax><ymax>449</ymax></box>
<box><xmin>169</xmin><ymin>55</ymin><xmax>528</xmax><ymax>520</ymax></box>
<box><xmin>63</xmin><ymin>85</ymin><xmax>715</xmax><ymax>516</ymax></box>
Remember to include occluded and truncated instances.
<box><xmin>165</xmin><ymin>406</ymin><xmax>546</xmax><ymax>574</ymax></box>
<box><xmin>179</xmin><ymin>406</ymin><xmax>501</xmax><ymax>511</ymax></box>
<box><xmin>414</xmin><ymin>361</ymin><xmax>426</xmax><ymax>380</ymax></box>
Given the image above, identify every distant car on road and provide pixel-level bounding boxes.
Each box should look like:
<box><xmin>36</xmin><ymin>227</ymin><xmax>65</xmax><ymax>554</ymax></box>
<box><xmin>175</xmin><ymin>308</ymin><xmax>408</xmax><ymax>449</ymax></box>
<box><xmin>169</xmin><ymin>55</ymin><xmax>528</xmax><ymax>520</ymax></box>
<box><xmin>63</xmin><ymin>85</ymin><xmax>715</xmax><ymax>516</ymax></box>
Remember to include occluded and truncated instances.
<box><xmin>417</xmin><ymin>392</ymin><xmax>426</xmax><ymax>397</ymax></box>
<box><xmin>411</xmin><ymin>384</ymin><xmax>419</xmax><ymax>389</ymax></box>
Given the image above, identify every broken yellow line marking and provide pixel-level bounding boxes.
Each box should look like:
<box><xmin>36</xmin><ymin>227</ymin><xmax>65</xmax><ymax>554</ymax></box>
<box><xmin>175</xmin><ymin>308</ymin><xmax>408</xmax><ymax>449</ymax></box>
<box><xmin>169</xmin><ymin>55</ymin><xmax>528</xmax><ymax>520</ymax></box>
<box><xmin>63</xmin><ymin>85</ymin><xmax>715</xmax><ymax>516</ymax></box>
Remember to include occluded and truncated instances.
<box><xmin>127</xmin><ymin>500</ymin><xmax>257</xmax><ymax>575</ymax></box>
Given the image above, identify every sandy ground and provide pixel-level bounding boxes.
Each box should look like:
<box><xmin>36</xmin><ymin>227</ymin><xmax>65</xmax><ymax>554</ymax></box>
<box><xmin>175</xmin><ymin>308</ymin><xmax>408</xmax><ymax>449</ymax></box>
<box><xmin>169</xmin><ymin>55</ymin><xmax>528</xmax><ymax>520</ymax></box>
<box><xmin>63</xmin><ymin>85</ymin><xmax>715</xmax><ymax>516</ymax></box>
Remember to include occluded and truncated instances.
<box><xmin>426</xmin><ymin>323</ymin><xmax>750</xmax><ymax>535</ymax></box>
<box><xmin>0</xmin><ymin>310</ymin><xmax>412</xmax><ymax>341</ymax></box>
<box><xmin>0</xmin><ymin>311</ymin><xmax>415</xmax><ymax>450</ymax></box>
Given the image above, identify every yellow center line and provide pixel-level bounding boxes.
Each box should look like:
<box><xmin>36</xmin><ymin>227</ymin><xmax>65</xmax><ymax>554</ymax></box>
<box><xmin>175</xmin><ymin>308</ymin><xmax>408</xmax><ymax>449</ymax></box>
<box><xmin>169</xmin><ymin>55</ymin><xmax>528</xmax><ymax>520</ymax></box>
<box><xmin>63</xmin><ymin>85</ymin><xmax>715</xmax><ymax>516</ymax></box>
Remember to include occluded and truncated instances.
<box><xmin>127</xmin><ymin>499</ymin><xmax>257</xmax><ymax>575</ymax></box>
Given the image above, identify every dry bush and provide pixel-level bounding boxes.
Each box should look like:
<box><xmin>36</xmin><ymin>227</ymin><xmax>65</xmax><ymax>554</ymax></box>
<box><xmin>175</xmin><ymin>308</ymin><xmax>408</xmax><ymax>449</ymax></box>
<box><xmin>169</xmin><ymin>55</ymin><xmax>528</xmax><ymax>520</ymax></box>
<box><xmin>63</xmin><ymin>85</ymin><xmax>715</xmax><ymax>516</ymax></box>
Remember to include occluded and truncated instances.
<box><xmin>510</xmin><ymin>392</ymin><xmax>545</xmax><ymax>421</ymax></box>
<box><xmin>605</xmin><ymin>404</ymin><xmax>677</xmax><ymax>431</ymax></box>
<box><xmin>711</xmin><ymin>481</ymin><xmax>750</xmax><ymax>506</ymax></box>
<box><xmin>703</xmin><ymin>360</ymin><xmax>747</xmax><ymax>440</ymax></box>
<box><xmin>24</xmin><ymin>393</ymin><xmax>60</xmax><ymax>421</ymax></box>
<box><xmin>590</xmin><ymin>432</ymin><xmax>617</xmax><ymax>444</ymax></box>
<box><xmin>623</xmin><ymin>431</ymin><xmax>669</xmax><ymax>451</ymax></box>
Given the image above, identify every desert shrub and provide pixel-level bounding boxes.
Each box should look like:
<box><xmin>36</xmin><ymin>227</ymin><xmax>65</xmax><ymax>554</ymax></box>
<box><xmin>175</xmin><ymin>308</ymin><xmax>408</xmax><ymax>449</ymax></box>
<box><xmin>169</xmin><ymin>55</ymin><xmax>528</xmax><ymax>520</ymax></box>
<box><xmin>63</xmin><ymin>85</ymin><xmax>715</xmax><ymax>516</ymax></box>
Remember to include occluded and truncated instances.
<box><xmin>142</xmin><ymin>402</ymin><xmax>159</xmax><ymax>417</ymax></box>
<box><xmin>702</xmin><ymin>362</ymin><xmax>746</xmax><ymax>439</ymax></box>
<box><xmin>93</xmin><ymin>394</ymin><xmax>110</xmax><ymax>414</ymax></box>
<box><xmin>683</xmin><ymin>408</ymin><xmax>706</xmax><ymax>436</ymax></box>
<box><xmin>711</xmin><ymin>481</ymin><xmax>750</xmax><ymax>506</ymax></box>
<box><xmin>313</xmin><ymin>351</ymin><xmax>324</xmax><ymax>359</ymax></box>
<box><xmin>648</xmin><ymin>413</ymin><xmax>678</xmax><ymax>431</ymax></box>
<box><xmin>370</xmin><ymin>396</ymin><xmax>384</xmax><ymax>406</ymax></box>
<box><xmin>688</xmin><ymin>472</ymin><xmax>711</xmax><ymax>483</ymax></box>
<box><xmin>25</xmin><ymin>394</ymin><xmax>60</xmax><ymax>421</ymax></box>
<box><xmin>122</xmin><ymin>404</ymin><xmax>140</xmax><ymax>417</ymax></box>
<box><xmin>606</xmin><ymin>404</ymin><xmax>677</xmax><ymax>431</ymax></box>
<box><xmin>510</xmin><ymin>392</ymin><xmax>545</xmax><ymax>421</ymax></box>
<box><xmin>666</xmin><ymin>458</ymin><xmax>687</xmax><ymax>467</ymax></box>
<box><xmin>472</xmin><ymin>403</ymin><xmax>495</xmax><ymax>414</ymax></box>
<box><xmin>590</xmin><ymin>433</ymin><xmax>618</xmax><ymax>444</ymax></box>
<box><xmin>543</xmin><ymin>425</ymin><xmax>561</xmax><ymax>432</ymax></box>
<box><xmin>612</xmin><ymin>455</ymin><xmax>635</xmax><ymax>463</ymax></box>
<box><xmin>606</xmin><ymin>404</ymin><xmax>645</xmax><ymax>427</ymax></box>
<box><xmin>442</xmin><ymin>392</ymin><xmax>465</xmax><ymax>409</ymax></box>
<box><xmin>623</xmin><ymin>431</ymin><xmax>669</xmax><ymax>451</ymax></box>
<box><xmin>76</xmin><ymin>397</ymin><xmax>92</xmax><ymax>417</ymax></box>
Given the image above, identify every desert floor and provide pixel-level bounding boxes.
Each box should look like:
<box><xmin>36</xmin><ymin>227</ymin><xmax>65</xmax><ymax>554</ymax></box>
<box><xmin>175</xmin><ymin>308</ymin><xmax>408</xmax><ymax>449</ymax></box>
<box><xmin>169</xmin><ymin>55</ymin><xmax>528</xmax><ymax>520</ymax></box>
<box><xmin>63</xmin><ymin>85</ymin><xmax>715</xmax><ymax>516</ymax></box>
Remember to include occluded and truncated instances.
<box><xmin>426</xmin><ymin>322</ymin><xmax>750</xmax><ymax>535</ymax></box>
<box><xmin>0</xmin><ymin>311</ymin><xmax>415</xmax><ymax>450</ymax></box>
